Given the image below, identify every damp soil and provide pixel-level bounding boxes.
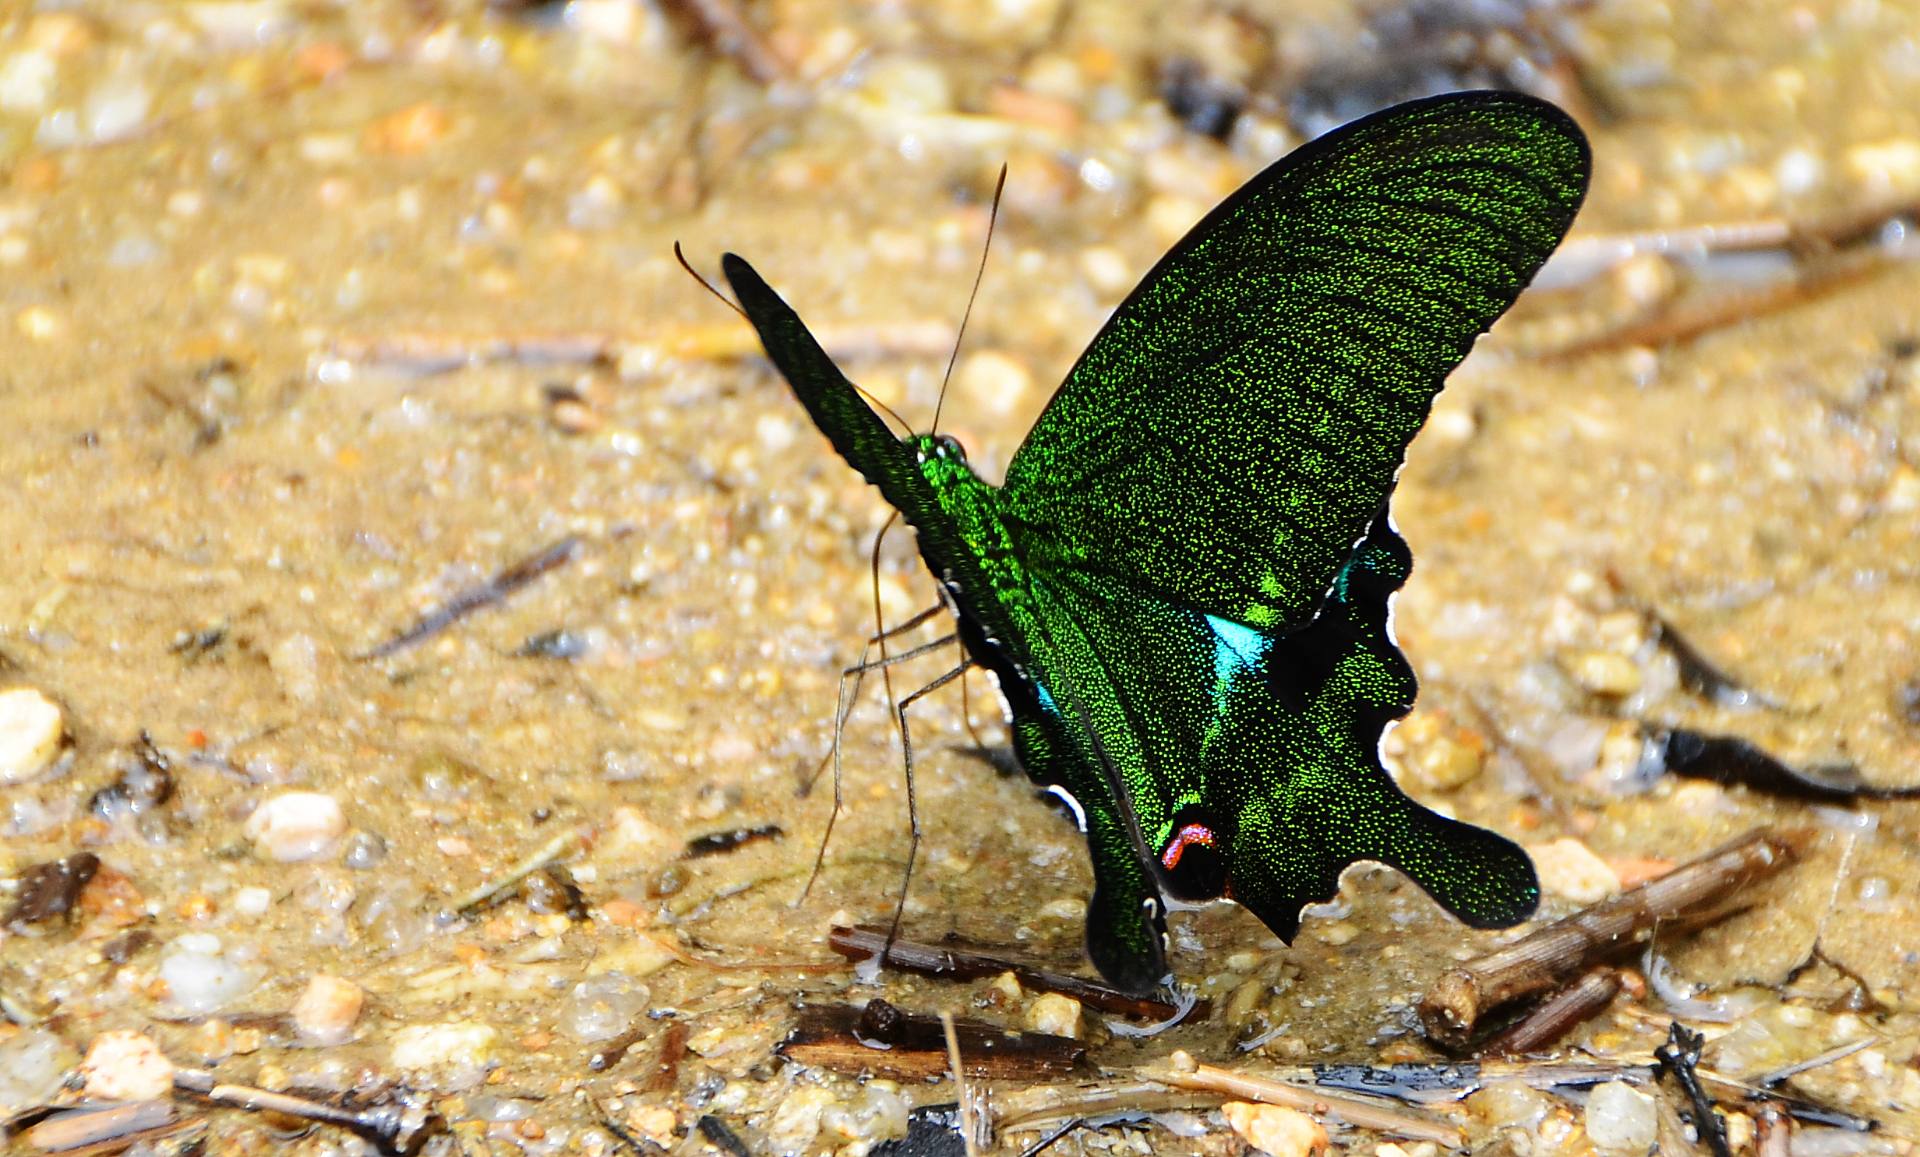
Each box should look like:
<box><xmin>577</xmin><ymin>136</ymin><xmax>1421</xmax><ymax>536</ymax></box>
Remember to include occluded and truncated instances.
<box><xmin>3</xmin><ymin>1</ymin><xmax>1920</xmax><ymax>1154</ymax></box>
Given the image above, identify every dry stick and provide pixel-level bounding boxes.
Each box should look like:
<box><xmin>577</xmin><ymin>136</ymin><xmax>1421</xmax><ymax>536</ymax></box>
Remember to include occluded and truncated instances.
<box><xmin>1543</xmin><ymin>250</ymin><xmax>1885</xmax><ymax>359</ymax></box>
<box><xmin>992</xmin><ymin>1080</ymin><xmax>1221</xmax><ymax>1137</ymax></box>
<box><xmin>173</xmin><ymin>1069</ymin><xmax>445</xmax><ymax>1155</ymax></box>
<box><xmin>828</xmin><ymin>924</ymin><xmax>1200</xmax><ymax>1021</ymax></box>
<box><xmin>1420</xmin><ymin>827</ymin><xmax>1806</xmax><ymax>1047</ymax></box>
<box><xmin>1473</xmin><ymin>966</ymin><xmax>1623</xmax><ymax>1057</ymax></box>
<box><xmin>777</xmin><ymin>1000</ymin><xmax>1085</xmax><ymax>1081</ymax></box>
<box><xmin>445</xmin><ymin>828</ymin><xmax>584</xmax><ymax>916</ymax></box>
<box><xmin>1140</xmin><ymin>1057</ymin><xmax>1466</xmax><ymax>1147</ymax></box>
<box><xmin>358</xmin><ymin>536</ymin><xmax>580</xmax><ymax>660</ymax></box>
<box><xmin>16</xmin><ymin>1102</ymin><xmax>179</xmax><ymax>1152</ymax></box>
<box><xmin>940</xmin><ymin>1011</ymin><xmax>984</xmax><ymax>1157</ymax></box>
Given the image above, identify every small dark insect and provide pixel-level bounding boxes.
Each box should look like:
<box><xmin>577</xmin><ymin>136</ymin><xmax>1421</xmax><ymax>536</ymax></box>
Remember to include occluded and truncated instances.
<box><xmin>4</xmin><ymin>852</ymin><xmax>101</xmax><ymax>927</ymax></box>
<box><xmin>683</xmin><ymin>824</ymin><xmax>784</xmax><ymax>858</ymax></box>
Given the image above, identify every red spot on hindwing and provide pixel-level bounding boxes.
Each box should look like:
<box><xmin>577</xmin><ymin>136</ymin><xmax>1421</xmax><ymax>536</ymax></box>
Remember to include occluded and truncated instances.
<box><xmin>1160</xmin><ymin>822</ymin><xmax>1217</xmax><ymax>871</ymax></box>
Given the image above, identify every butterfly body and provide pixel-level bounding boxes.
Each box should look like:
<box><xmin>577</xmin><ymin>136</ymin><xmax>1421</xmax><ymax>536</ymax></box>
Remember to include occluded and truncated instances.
<box><xmin>722</xmin><ymin>91</ymin><xmax>1591</xmax><ymax>995</ymax></box>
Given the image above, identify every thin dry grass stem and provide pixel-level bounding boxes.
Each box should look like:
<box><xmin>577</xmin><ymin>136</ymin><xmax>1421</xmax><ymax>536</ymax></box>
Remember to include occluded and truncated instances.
<box><xmin>1140</xmin><ymin>1054</ymin><xmax>1465</xmax><ymax>1147</ymax></box>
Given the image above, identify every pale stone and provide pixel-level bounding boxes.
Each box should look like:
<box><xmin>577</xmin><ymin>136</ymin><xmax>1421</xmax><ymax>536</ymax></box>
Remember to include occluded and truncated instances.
<box><xmin>1561</xmin><ymin>648</ymin><xmax>1642</xmax><ymax>698</ymax></box>
<box><xmin>1222</xmin><ymin>1102</ymin><xmax>1329</xmax><ymax>1157</ymax></box>
<box><xmin>80</xmin><ymin>1030</ymin><xmax>175</xmax><ymax>1101</ymax></box>
<box><xmin>1529</xmin><ymin>838</ymin><xmax>1621</xmax><ymax>904</ymax></box>
<box><xmin>245</xmin><ymin>791</ymin><xmax>347</xmax><ymax>862</ymax></box>
<box><xmin>1024</xmin><ymin>992</ymin><xmax>1082</xmax><ymax>1039</ymax></box>
<box><xmin>1584</xmin><ymin>1080</ymin><xmax>1657</xmax><ymax>1153</ymax></box>
<box><xmin>0</xmin><ymin>687</ymin><xmax>65</xmax><ymax>783</ymax></box>
<box><xmin>390</xmin><ymin>1021</ymin><xmax>499</xmax><ymax>1071</ymax></box>
<box><xmin>291</xmin><ymin>974</ymin><xmax>364</xmax><ymax>1044</ymax></box>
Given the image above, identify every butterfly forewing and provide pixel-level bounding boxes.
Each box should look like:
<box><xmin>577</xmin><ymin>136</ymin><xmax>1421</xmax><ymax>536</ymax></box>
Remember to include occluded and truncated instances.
<box><xmin>999</xmin><ymin>91</ymin><xmax>1590</xmax><ymax>634</ymax></box>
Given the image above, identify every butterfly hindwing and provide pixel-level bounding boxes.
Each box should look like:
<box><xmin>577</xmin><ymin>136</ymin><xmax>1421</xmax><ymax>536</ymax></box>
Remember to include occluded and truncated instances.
<box><xmin>1000</xmin><ymin>91</ymin><xmax>1589</xmax><ymax>635</ymax></box>
<box><xmin>1210</xmin><ymin>519</ymin><xmax>1539</xmax><ymax>938</ymax></box>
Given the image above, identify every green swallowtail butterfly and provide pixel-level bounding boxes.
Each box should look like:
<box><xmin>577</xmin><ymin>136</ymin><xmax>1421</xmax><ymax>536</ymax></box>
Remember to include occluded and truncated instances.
<box><xmin>722</xmin><ymin>91</ymin><xmax>1589</xmax><ymax>995</ymax></box>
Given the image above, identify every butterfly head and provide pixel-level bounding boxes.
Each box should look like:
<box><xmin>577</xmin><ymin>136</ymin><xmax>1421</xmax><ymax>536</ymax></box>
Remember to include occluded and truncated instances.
<box><xmin>908</xmin><ymin>433</ymin><xmax>980</xmax><ymax>492</ymax></box>
<box><xmin>911</xmin><ymin>432</ymin><xmax>968</xmax><ymax>465</ymax></box>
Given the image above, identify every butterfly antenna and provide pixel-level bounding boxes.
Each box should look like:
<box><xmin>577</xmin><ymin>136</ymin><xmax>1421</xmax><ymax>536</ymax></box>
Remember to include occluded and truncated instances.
<box><xmin>673</xmin><ymin>241</ymin><xmax>747</xmax><ymax>318</ymax></box>
<box><xmin>854</xmin><ymin>384</ymin><xmax>914</xmax><ymax>440</ymax></box>
<box><xmin>929</xmin><ymin>163</ymin><xmax>1009</xmax><ymax>437</ymax></box>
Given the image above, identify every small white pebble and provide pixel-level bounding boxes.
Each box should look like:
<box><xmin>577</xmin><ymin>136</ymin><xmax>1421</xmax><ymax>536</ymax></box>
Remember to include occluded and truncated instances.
<box><xmin>0</xmin><ymin>686</ymin><xmax>65</xmax><ymax>783</ymax></box>
<box><xmin>158</xmin><ymin>934</ymin><xmax>262</xmax><ymax>1013</ymax></box>
<box><xmin>1023</xmin><ymin>992</ymin><xmax>1082</xmax><ymax>1039</ymax></box>
<box><xmin>245</xmin><ymin>791</ymin><xmax>347</xmax><ymax>862</ymax></box>
<box><xmin>1529</xmin><ymin>838</ymin><xmax>1621</xmax><ymax>904</ymax></box>
<box><xmin>391</xmin><ymin>1021</ymin><xmax>500</xmax><ymax>1073</ymax></box>
<box><xmin>83</xmin><ymin>74</ymin><xmax>150</xmax><ymax>143</ymax></box>
<box><xmin>291</xmin><ymin>974</ymin><xmax>365</xmax><ymax>1045</ymax></box>
<box><xmin>266</xmin><ymin>633</ymin><xmax>323</xmax><ymax>703</ymax></box>
<box><xmin>1584</xmin><ymin>1080</ymin><xmax>1657</xmax><ymax>1153</ymax></box>
<box><xmin>1037</xmin><ymin>896</ymin><xmax>1085</xmax><ymax>920</ymax></box>
<box><xmin>0</xmin><ymin>50</ymin><xmax>58</xmax><ymax>113</ymax></box>
<box><xmin>1222</xmin><ymin>1102</ymin><xmax>1329</xmax><ymax>1157</ymax></box>
<box><xmin>232</xmin><ymin>886</ymin><xmax>272</xmax><ymax>916</ymax></box>
<box><xmin>80</xmin><ymin>1030</ymin><xmax>174</xmax><ymax>1101</ymax></box>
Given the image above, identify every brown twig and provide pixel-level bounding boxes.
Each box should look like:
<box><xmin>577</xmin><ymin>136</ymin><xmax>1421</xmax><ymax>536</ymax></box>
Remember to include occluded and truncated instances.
<box><xmin>643</xmin><ymin>1020</ymin><xmax>690</xmax><ymax>1093</ymax></box>
<box><xmin>358</xmin><ymin>536</ymin><xmax>580</xmax><ymax>660</ymax></box>
<box><xmin>1420</xmin><ymin>828</ymin><xmax>1806</xmax><ymax>1046</ymax></box>
<box><xmin>444</xmin><ymin>828</ymin><xmax>584</xmax><ymax>917</ymax></box>
<box><xmin>1474</xmin><ymin>966</ymin><xmax>1622</xmax><ymax>1056</ymax></box>
<box><xmin>13</xmin><ymin>1102</ymin><xmax>187</xmax><ymax>1155</ymax></box>
<box><xmin>776</xmin><ymin>999</ymin><xmax>1086</xmax><ymax>1081</ymax></box>
<box><xmin>828</xmin><ymin>925</ymin><xmax>1201</xmax><ymax>1021</ymax></box>
<box><xmin>1543</xmin><ymin>250</ymin><xmax>1885</xmax><ymax>358</ymax></box>
<box><xmin>173</xmin><ymin>1069</ymin><xmax>445</xmax><ymax>1155</ymax></box>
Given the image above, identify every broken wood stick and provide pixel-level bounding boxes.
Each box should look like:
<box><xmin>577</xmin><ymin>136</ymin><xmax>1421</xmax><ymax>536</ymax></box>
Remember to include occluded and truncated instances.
<box><xmin>828</xmin><ymin>924</ymin><xmax>1200</xmax><ymax>1022</ymax></box>
<box><xmin>776</xmin><ymin>999</ymin><xmax>1085</xmax><ymax>1081</ymax></box>
<box><xmin>1420</xmin><ymin>827</ymin><xmax>1805</xmax><ymax>1046</ymax></box>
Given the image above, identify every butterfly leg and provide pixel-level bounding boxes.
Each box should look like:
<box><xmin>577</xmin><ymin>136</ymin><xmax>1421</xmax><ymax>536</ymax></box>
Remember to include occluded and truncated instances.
<box><xmin>801</xmin><ymin>603</ymin><xmax>949</xmax><ymax>800</ymax></box>
<box><xmin>883</xmin><ymin>662</ymin><xmax>970</xmax><ymax>962</ymax></box>
<box><xmin>799</xmin><ymin>623</ymin><xmax>959</xmax><ymax>904</ymax></box>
